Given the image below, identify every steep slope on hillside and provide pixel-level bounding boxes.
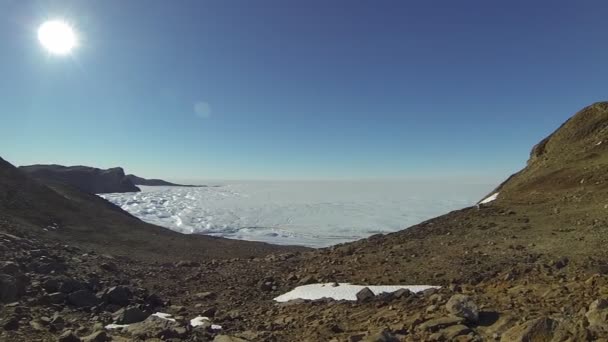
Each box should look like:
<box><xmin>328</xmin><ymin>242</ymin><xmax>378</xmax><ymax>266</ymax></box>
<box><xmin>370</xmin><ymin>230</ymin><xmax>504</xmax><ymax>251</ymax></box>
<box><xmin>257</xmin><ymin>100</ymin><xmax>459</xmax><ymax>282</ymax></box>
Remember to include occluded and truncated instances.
<box><xmin>19</xmin><ymin>164</ymin><xmax>140</xmax><ymax>194</ymax></box>
<box><xmin>493</xmin><ymin>101</ymin><xmax>608</xmax><ymax>203</ymax></box>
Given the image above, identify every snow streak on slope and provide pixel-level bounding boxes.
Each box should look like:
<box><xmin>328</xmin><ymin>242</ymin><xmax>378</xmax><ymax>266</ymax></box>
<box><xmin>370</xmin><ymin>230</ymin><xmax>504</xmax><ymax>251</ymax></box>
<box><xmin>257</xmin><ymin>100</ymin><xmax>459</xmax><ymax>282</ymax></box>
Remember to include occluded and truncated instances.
<box><xmin>100</xmin><ymin>181</ymin><xmax>491</xmax><ymax>247</ymax></box>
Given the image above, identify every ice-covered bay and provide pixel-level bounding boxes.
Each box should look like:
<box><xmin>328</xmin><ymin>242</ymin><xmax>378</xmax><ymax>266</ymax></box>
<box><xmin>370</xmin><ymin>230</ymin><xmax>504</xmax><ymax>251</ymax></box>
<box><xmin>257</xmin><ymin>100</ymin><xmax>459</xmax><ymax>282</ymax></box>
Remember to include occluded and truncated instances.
<box><xmin>100</xmin><ymin>181</ymin><xmax>492</xmax><ymax>247</ymax></box>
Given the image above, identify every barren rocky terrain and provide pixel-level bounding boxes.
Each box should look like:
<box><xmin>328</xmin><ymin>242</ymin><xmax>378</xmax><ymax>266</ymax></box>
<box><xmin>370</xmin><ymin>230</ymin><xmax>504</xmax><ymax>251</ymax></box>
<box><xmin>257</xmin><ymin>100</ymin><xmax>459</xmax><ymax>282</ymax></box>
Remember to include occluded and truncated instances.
<box><xmin>3</xmin><ymin>102</ymin><xmax>608</xmax><ymax>341</ymax></box>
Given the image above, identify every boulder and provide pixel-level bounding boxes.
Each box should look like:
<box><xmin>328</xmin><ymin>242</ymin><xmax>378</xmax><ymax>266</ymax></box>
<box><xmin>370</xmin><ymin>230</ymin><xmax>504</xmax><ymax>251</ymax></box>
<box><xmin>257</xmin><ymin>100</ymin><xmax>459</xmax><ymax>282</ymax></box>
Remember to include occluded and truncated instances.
<box><xmin>103</xmin><ymin>286</ymin><xmax>132</xmax><ymax>306</ymax></box>
<box><xmin>445</xmin><ymin>294</ymin><xmax>479</xmax><ymax>322</ymax></box>
<box><xmin>356</xmin><ymin>287</ymin><xmax>375</xmax><ymax>302</ymax></box>
<box><xmin>68</xmin><ymin>289</ymin><xmax>100</xmax><ymax>307</ymax></box>
<box><xmin>0</xmin><ymin>273</ymin><xmax>19</xmax><ymax>303</ymax></box>
<box><xmin>500</xmin><ymin>317</ymin><xmax>558</xmax><ymax>342</ymax></box>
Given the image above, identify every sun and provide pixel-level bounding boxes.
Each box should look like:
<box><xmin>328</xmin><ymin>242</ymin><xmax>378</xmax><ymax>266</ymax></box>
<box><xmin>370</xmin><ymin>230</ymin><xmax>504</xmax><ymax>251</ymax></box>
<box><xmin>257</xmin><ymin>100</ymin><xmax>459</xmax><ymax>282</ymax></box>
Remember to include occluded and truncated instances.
<box><xmin>37</xmin><ymin>20</ymin><xmax>77</xmax><ymax>55</ymax></box>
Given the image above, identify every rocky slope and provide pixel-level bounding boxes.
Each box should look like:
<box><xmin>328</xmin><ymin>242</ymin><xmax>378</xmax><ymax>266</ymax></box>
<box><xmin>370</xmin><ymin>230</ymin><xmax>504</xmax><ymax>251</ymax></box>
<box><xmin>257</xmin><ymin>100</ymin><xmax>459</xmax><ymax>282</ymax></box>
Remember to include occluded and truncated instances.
<box><xmin>19</xmin><ymin>165</ymin><xmax>140</xmax><ymax>194</ymax></box>
<box><xmin>3</xmin><ymin>102</ymin><xmax>608</xmax><ymax>341</ymax></box>
<box><xmin>125</xmin><ymin>174</ymin><xmax>200</xmax><ymax>187</ymax></box>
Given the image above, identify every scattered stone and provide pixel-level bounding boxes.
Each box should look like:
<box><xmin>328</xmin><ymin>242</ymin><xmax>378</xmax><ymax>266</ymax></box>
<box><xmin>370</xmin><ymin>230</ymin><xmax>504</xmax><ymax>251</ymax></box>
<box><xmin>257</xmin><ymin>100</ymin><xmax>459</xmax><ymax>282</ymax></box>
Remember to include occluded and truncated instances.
<box><xmin>3</xmin><ymin>315</ymin><xmax>19</xmax><ymax>331</ymax></box>
<box><xmin>361</xmin><ymin>329</ymin><xmax>399</xmax><ymax>342</ymax></box>
<box><xmin>125</xmin><ymin>315</ymin><xmax>187</xmax><ymax>339</ymax></box>
<box><xmin>195</xmin><ymin>292</ymin><xmax>216</xmax><ymax>300</ymax></box>
<box><xmin>0</xmin><ymin>273</ymin><xmax>18</xmax><ymax>303</ymax></box>
<box><xmin>47</xmin><ymin>292</ymin><xmax>67</xmax><ymax>304</ymax></box>
<box><xmin>58</xmin><ymin>330</ymin><xmax>82</xmax><ymax>342</ymax></box>
<box><xmin>213</xmin><ymin>335</ymin><xmax>250</xmax><ymax>342</ymax></box>
<box><xmin>446</xmin><ymin>294</ymin><xmax>479</xmax><ymax>322</ymax></box>
<box><xmin>500</xmin><ymin>317</ymin><xmax>558</xmax><ymax>342</ymax></box>
<box><xmin>356</xmin><ymin>287</ymin><xmax>375</xmax><ymax>302</ymax></box>
<box><xmin>81</xmin><ymin>330</ymin><xmax>109</xmax><ymax>342</ymax></box>
<box><xmin>418</xmin><ymin>316</ymin><xmax>465</xmax><ymax>332</ymax></box>
<box><xmin>298</xmin><ymin>275</ymin><xmax>317</xmax><ymax>285</ymax></box>
<box><xmin>113</xmin><ymin>306</ymin><xmax>149</xmax><ymax>324</ymax></box>
<box><xmin>586</xmin><ymin>299</ymin><xmax>608</xmax><ymax>334</ymax></box>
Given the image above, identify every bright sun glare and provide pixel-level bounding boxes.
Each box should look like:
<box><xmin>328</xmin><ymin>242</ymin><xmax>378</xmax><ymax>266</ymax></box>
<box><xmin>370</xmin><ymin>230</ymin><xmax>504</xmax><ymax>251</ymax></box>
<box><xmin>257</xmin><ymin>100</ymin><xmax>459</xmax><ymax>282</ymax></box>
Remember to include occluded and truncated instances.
<box><xmin>37</xmin><ymin>20</ymin><xmax>77</xmax><ymax>55</ymax></box>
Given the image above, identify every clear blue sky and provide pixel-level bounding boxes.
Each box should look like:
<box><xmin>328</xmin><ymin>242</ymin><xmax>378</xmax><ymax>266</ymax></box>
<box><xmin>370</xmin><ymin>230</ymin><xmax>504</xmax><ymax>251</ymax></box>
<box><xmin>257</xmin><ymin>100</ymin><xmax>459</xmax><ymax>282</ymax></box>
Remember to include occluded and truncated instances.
<box><xmin>1</xmin><ymin>0</ymin><xmax>607</xmax><ymax>182</ymax></box>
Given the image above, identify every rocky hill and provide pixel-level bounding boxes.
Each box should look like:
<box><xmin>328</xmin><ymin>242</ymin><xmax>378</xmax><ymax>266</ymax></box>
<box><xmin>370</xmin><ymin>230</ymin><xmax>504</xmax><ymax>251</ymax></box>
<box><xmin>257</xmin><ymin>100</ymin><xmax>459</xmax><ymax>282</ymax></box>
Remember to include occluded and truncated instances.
<box><xmin>3</xmin><ymin>102</ymin><xmax>608</xmax><ymax>341</ymax></box>
<box><xmin>19</xmin><ymin>165</ymin><xmax>140</xmax><ymax>194</ymax></box>
<box><xmin>125</xmin><ymin>174</ymin><xmax>200</xmax><ymax>187</ymax></box>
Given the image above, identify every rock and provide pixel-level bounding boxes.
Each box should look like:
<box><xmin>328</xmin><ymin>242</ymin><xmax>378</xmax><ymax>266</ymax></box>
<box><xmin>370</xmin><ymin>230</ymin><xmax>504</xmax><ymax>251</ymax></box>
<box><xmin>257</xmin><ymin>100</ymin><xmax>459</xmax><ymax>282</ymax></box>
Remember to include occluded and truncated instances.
<box><xmin>213</xmin><ymin>336</ymin><xmax>250</xmax><ymax>342</ymax></box>
<box><xmin>356</xmin><ymin>287</ymin><xmax>375</xmax><ymax>302</ymax></box>
<box><xmin>298</xmin><ymin>275</ymin><xmax>317</xmax><ymax>285</ymax></box>
<box><xmin>100</xmin><ymin>262</ymin><xmax>117</xmax><ymax>272</ymax></box>
<box><xmin>0</xmin><ymin>273</ymin><xmax>18</xmax><ymax>303</ymax></box>
<box><xmin>500</xmin><ymin>317</ymin><xmax>558</xmax><ymax>342</ymax></box>
<box><xmin>361</xmin><ymin>329</ymin><xmax>399</xmax><ymax>342</ymax></box>
<box><xmin>125</xmin><ymin>315</ymin><xmax>187</xmax><ymax>339</ymax></box>
<box><xmin>418</xmin><ymin>316</ymin><xmax>465</xmax><ymax>332</ymax></box>
<box><xmin>59</xmin><ymin>278</ymin><xmax>85</xmax><ymax>294</ymax></box>
<box><xmin>440</xmin><ymin>324</ymin><xmax>471</xmax><ymax>340</ymax></box>
<box><xmin>113</xmin><ymin>306</ymin><xmax>149</xmax><ymax>324</ymax></box>
<box><xmin>260</xmin><ymin>281</ymin><xmax>273</xmax><ymax>292</ymax></box>
<box><xmin>586</xmin><ymin>299</ymin><xmax>608</xmax><ymax>333</ymax></box>
<box><xmin>51</xmin><ymin>314</ymin><xmax>65</xmax><ymax>330</ymax></box>
<box><xmin>43</xmin><ymin>278</ymin><xmax>61</xmax><ymax>293</ymax></box>
<box><xmin>176</xmin><ymin>260</ymin><xmax>200</xmax><ymax>267</ymax></box>
<box><xmin>3</xmin><ymin>315</ymin><xmax>19</xmax><ymax>331</ymax></box>
<box><xmin>553</xmin><ymin>257</ymin><xmax>569</xmax><ymax>269</ymax></box>
<box><xmin>445</xmin><ymin>294</ymin><xmax>479</xmax><ymax>322</ymax></box>
<box><xmin>0</xmin><ymin>261</ymin><xmax>20</xmax><ymax>275</ymax></box>
<box><xmin>103</xmin><ymin>286</ymin><xmax>132</xmax><ymax>306</ymax></box>
<box><xmin>195</xmin><ymin>292</ymin><xmax>216</xmax><ymax>300</ymax></box>
<box><xmin>68</xmin><ymin>289</ymin><xmax>100</xmax><ymax>307</ymax></box>
<box><xmin>392</xmin><ymin>288</ymin><xmax>412</xmax><ymax>299</ymax></box>
<box><xmin>58</xmin><ymin>330</ymin><xmax>82</xmax><ymax>342</ymax></box>
<box><xmin>201</xmin><ymin>306</ymin><xmax>217</xmax><ymax>317</ymax></box>
<box><xmin>81</xmin><ymin>331</ymin><xmax>108</xmax><ymax>342</ymax></box>
<box><xmin>47</xmin><ymin>292</ymin><xmax>67</xmax><ymax>304</ymax></box>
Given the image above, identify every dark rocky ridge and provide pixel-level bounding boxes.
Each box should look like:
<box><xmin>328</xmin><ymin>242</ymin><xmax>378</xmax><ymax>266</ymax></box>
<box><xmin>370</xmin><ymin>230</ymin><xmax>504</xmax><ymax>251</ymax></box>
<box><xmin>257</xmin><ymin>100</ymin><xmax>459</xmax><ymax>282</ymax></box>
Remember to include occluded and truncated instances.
<box><xmin>126</xmin><ymin>174</ymin><xmax>200</xmax><ymax>187</ymax></box>
<box><xmin>19</xmin><ymin>164</ymin><xmax>140</xmax><ymax>194</ymax></box>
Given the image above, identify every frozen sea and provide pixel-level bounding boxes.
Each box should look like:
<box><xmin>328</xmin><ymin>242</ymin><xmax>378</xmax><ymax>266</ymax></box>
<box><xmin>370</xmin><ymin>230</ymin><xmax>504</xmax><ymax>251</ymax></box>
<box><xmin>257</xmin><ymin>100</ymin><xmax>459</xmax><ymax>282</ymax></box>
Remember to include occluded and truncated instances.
<box><xmin>100</xmin><ymin>181</ymin><xmax>493</xmax><ymax>248</ymax></box>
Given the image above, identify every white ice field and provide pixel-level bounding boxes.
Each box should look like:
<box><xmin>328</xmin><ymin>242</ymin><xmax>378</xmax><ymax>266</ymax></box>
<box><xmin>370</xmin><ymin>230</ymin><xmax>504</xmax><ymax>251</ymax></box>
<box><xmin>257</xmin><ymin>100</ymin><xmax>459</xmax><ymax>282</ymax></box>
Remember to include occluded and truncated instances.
<box><xmin>100</xmin><ymin>181</ymin><xmax>493</xmax><ymax>248</ymax></box>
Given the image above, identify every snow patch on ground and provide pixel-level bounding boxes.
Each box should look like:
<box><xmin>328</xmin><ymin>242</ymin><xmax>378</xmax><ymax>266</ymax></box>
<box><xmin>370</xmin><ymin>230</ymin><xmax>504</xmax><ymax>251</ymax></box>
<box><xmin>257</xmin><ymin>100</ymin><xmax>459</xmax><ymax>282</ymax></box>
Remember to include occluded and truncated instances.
<box><xmin>100</xmin><ymin>181</ymin><xmax>492</xmax><ymax>247</ymax></box>
<box><xmin>479</xmin><ymin>192</ymin><xmax>499</xmax><ymax>205</ymax></box>
<box><xmin>106</xmin><ymin>314</ymin><xmax>222</xmax><ymax>330</ymax></box>
<box><xmin>152</xmin><ymin>312</ymin><xmax>176</xmax><ymax>322</ymax></box>
<box><xmin>274</xmin><ymin>283</ymin><xmax>440</xmax><ymax>302</ymax></box>
<box><xmin>105</xmin><ymin>324</ymin><xmax>129</xmax><ymax>330</ymax></box>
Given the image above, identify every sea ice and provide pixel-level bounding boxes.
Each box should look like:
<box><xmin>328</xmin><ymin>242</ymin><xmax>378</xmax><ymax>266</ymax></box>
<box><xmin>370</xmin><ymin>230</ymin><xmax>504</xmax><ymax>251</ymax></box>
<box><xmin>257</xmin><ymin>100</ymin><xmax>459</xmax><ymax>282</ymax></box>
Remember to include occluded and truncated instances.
<box><xmin>274</xmin><ymin>283</ymin><xmax>440</xmax><ymax>302</ymax></box>
<box><xmin>100</xmin><ymin>181</ymin><xmax>493</xmax><ymax>247</ymax></box>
